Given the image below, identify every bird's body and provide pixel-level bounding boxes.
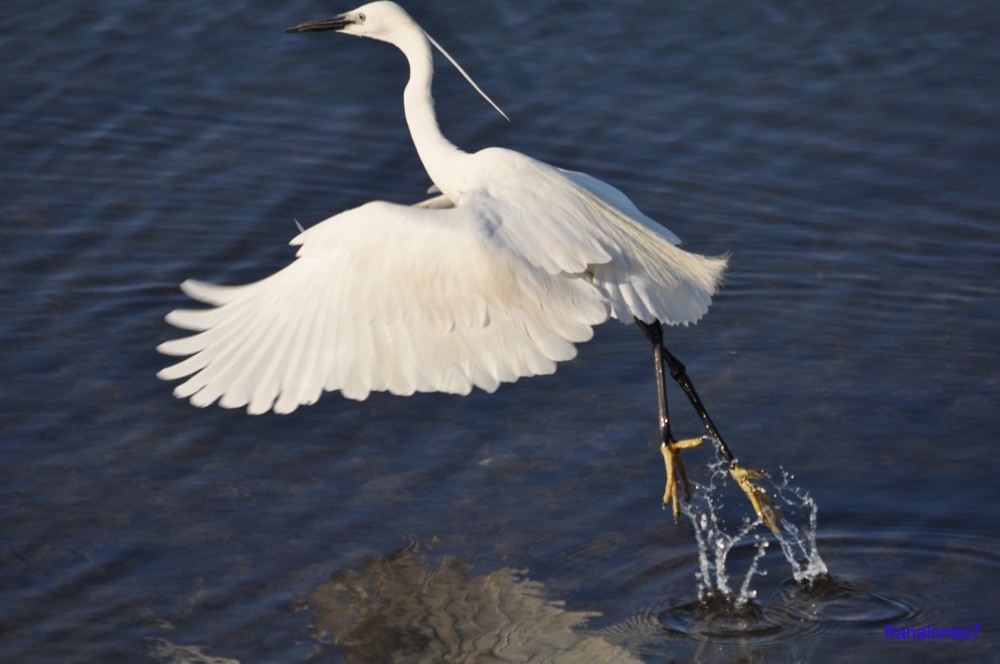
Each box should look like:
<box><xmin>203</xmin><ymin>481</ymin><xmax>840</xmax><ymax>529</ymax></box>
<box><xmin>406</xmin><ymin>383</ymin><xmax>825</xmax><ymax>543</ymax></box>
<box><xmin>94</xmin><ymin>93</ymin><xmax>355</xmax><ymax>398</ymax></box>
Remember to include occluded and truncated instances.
<box><xmin>158</xmin><ymin>1</ymin><xmax>726</xmax><ymax>415</ymax></box>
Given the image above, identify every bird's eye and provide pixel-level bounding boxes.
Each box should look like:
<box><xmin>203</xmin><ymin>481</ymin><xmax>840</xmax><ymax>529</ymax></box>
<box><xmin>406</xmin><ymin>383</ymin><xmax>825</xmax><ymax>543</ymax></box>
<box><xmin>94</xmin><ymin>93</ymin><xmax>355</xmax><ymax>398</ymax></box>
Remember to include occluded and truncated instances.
<box><xmin>357</xmin><ymin>12</ymin><xmax>365</xmax><ymax>22</ymax></box>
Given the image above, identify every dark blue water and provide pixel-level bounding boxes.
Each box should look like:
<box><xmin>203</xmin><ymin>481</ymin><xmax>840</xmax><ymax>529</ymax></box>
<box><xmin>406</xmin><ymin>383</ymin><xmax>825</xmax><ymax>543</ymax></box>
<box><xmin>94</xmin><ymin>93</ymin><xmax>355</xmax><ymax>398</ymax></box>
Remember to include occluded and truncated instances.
<box><xmin>3</xmin><ymin>1</ymin><xmax>998</xmax><ymax>661</ymax></box>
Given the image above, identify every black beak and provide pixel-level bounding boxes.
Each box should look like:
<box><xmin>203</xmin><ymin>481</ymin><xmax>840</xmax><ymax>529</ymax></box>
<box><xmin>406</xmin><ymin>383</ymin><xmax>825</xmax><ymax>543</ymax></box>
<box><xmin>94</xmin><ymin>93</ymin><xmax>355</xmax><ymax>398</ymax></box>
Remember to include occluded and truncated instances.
<box><xmin>284</xmin><ymin>14</ymin><xmax>352</xmax><ymax>34</ymax></box>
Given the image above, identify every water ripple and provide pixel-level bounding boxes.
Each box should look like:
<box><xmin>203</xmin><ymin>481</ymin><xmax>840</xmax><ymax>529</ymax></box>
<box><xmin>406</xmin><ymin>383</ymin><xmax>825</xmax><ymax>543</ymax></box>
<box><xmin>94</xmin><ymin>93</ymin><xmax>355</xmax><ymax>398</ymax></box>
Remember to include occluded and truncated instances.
<box><xmin>596</xmin><ymin>530</ymin><xmax>996</xmax><ymax>660</ymax></box>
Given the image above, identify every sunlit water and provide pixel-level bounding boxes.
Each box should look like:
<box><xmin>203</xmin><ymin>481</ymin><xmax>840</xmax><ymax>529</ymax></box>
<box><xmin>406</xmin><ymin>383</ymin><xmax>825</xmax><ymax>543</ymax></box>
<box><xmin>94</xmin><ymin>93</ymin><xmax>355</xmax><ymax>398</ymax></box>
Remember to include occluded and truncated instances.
<box><xmin>3</xmin><ymin>0</ymin><xmax>999</xmax><ymax>662</ymax></box>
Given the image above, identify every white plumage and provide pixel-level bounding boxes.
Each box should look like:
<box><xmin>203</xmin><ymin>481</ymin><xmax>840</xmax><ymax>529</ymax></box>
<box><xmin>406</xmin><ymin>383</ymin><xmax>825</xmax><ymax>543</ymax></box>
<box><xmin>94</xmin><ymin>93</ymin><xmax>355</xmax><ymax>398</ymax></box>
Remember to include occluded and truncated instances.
<box><xmin>158</xmin><ymin>2</ymin><xmax>727</xmax><ymax>415</ymax></box>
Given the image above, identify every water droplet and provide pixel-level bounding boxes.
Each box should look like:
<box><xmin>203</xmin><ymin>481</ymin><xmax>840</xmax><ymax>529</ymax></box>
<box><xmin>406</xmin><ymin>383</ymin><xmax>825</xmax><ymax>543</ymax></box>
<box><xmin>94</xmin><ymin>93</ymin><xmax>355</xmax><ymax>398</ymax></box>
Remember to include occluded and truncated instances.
<box><xmin>680</xmin><ymin>456</ymin><xmax>827</xmax><ymax>603</ymax></box>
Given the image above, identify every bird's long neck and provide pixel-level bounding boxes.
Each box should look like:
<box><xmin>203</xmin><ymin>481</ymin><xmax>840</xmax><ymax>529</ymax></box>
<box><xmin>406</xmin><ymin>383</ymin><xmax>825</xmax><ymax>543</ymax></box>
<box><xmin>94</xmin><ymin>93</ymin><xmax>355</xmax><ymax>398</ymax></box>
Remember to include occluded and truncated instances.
<box><xmin>397</xmin><ymin>29</ymin><xmax>468</xmax><ymax>200</ymax></box>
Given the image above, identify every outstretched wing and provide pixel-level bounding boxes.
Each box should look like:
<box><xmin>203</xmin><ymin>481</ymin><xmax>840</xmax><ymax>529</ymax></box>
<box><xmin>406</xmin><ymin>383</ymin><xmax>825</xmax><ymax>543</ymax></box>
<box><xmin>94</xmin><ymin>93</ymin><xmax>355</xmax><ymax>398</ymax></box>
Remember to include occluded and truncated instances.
<box><xmin>158</xmin><ymin>199</ymin><xmax>608</xmax><ymax>414</ymax></box>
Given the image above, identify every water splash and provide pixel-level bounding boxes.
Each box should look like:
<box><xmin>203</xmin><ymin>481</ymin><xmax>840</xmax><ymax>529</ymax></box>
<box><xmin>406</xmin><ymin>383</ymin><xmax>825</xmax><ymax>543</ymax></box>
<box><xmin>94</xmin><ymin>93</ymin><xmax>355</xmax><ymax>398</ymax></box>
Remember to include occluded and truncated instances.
<box><xmin>767</xmin><ymin>467</ymin><xmax>829</xmax><ymax>583</ymax></box>
<box><xmin>681</xmin><ymin>453</ymin><xmax>828</xmax><ymax>606</ymax></box>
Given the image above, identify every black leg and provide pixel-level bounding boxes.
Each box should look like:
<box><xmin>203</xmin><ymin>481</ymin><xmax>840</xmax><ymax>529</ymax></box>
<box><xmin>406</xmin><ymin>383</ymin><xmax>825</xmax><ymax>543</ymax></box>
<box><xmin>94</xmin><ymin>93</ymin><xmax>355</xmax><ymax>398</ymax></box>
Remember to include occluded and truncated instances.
<box><xmin>636</xmin><ymin>318</ymin><xmax>704</xmax><ymax>520</ymax></box>
<box><xmin>634</xmin><ymin>318</ymin><xmax>783</xmax><ymax>532</ymax></box>
<box><xmin>658</xmin><ymin>344</ymin><xmax>737</xmax><ymax>466</ymax></box>
<box><xmin>635</xmin><ymin>318</ymin><xmax>673</xmax><ymax>447</ymax></box>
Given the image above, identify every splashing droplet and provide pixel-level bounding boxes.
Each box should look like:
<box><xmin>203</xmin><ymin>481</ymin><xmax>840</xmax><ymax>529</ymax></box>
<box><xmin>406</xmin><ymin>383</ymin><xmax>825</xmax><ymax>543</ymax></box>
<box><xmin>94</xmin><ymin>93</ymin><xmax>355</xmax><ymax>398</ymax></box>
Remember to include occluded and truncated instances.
<box><xmin>680</xmin><ymin>454</ymin><xmax>828</xmax><ymax>605</ymax></box>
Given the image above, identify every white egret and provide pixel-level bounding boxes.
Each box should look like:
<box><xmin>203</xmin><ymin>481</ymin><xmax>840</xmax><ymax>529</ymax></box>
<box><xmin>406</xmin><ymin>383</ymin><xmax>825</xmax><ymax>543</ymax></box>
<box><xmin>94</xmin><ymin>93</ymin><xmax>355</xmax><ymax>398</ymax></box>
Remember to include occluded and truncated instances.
<box><xmin>158</xmin><ymin>1</ymin><xmax>778</xmax><ymax>525</ymax></box>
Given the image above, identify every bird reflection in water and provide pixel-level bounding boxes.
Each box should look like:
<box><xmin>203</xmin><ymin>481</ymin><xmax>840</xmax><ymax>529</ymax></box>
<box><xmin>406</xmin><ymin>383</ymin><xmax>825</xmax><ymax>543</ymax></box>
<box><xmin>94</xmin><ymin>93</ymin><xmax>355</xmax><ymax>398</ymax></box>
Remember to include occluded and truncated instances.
<box><xmin>301</xmin><ymin>548</ymin><xmax>643</xmax><ymax>663</ymax></box>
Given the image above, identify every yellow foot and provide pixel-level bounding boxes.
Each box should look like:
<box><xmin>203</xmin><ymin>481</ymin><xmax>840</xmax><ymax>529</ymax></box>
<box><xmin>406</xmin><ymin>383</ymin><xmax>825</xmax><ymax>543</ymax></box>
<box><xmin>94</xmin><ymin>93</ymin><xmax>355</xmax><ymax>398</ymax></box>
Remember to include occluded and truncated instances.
<box><xmin>661</xmin><ymin>436</ymin><xmax>707</xmax><ymax>522</ymax></box>
<box><xmin>729</xmin><ymin>465</ymin><xmax>783</xmax><ymax>535</ymax></box>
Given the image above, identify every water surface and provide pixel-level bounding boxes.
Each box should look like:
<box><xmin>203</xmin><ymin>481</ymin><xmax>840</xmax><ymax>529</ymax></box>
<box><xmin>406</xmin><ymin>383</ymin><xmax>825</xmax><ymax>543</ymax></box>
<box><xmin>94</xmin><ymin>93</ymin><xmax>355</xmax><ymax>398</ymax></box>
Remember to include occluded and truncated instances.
<box><xmin>3</xmin><ymin>1</ymin><xmax>998</xmax><ymax>661</ymax></box>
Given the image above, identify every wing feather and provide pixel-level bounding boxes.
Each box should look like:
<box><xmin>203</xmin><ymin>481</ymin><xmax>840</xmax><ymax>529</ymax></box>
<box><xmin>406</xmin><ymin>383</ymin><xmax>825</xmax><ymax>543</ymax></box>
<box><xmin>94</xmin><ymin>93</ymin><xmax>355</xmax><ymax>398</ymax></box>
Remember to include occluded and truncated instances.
<box><xmin>468</xmin><ymin>148</ymin><xmax>728</xmax><ymax>325</ymax></box>
<box><xmin>158</xmin><ymin>199</ymin><xmax>608</xmax><ymax>413</ymax></box>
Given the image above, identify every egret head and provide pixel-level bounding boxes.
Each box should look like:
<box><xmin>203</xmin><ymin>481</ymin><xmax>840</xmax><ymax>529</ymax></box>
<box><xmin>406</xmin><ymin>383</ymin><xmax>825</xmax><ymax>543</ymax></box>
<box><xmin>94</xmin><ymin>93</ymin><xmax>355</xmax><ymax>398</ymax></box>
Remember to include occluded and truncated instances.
<box><xmin>284</xmin><ymin>2</ymin><xmax>417</xmax><ymax>44</ymax></box>
<box><xmin>286</xmin><ymin>2</ymin><xmax>509</xmax><ymax>122</ymax></box>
